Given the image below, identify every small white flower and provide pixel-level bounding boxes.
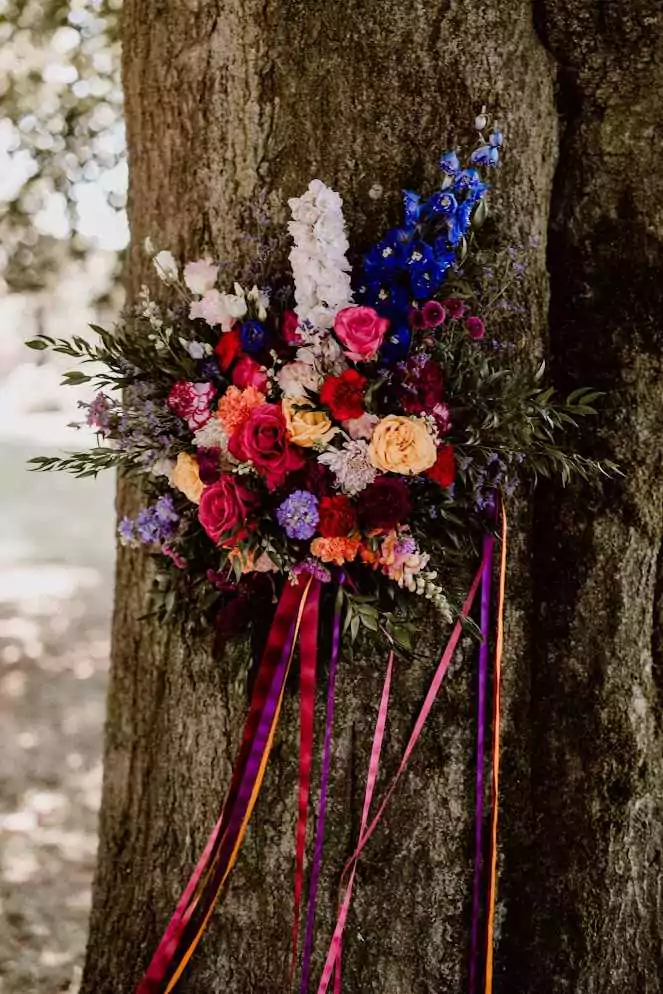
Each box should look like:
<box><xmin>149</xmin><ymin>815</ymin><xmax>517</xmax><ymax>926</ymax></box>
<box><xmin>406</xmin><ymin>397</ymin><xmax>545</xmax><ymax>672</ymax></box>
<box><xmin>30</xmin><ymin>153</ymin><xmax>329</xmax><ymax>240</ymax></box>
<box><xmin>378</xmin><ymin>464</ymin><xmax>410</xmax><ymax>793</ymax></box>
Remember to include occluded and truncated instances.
<box><xmin>184</xmin><ymin>258</ymin><xmax>219</xmax><ymax>295</ymax></box>
<box><xmin>144</xmin><ymin>236</ymin><xmax>156</xmax><ymax>256</ymax></box>
<box><xmin>189</xmin><ymin>289</ymin><xmax>247</xmax><ymax>330</ymax></box>
<box><xmin>153</xmin><ymin>250</ymin><xmax>179</xmax><ymax>283</ymax></box>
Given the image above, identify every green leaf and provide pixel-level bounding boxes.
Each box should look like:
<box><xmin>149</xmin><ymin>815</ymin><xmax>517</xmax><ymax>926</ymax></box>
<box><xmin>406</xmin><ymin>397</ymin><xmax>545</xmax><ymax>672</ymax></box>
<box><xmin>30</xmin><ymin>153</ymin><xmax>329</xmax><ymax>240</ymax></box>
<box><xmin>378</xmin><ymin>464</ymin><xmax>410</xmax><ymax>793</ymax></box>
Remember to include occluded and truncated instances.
<box><xmin>25</xmin><ymin>338</ymin><xmax>50</xmax><ymax>351</ymax></box>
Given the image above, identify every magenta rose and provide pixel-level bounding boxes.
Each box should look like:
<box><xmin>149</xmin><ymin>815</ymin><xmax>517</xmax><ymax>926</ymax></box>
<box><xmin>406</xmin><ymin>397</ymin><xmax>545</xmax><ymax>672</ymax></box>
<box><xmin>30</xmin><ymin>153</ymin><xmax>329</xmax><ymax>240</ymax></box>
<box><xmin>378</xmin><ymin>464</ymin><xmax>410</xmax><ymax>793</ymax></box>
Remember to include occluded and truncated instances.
<box><xmin>168</xmin><ymin>380</ymin><xmax>216</xmax><ymax>430</ymax></box>
<box><xmin>228</xmin><ymin>402</ymin><xmax>305</xmax><ymax>490</ymax></box>
<box><xmin>198</xmin><ymin>475</ymin><xmax>260</xmax><ymax>547</ymax></box>
<box><xmin>232</xmin><ymin>355</ymin><xmax>269</xmax><ymax>392</ymax></box>
<box><xmin>334</xmin><ymin>306</ymin><xmax>389</xmax><ymax>361</ymax></box>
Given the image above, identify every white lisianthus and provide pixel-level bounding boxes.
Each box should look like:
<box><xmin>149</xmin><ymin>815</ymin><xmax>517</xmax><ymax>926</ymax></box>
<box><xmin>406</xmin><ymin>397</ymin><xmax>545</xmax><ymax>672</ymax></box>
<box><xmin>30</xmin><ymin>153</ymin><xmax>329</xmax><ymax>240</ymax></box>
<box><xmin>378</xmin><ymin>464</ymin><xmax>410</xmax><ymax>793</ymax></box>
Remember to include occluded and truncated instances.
<box><xmin>150</xmin><ymin>457</ymin><xmax>176</xmax><ymax>483</ymax></box>
<box><xmin>189</xmin><ymin>289</ymin><xmax>247</xmax><ymax>330</ymax></box>
<box><xmin>153</xmin><ymin>250</ymin><xmax>179</xmax><ymax>283</ymax></box>
<box><xmin>183</xmin><ymin>258</ymin><xmax>219</xmax><ymax>295</ymax></box>
<box><xmin>288</xmin><ymin>179</ymin><xmax>353</xmax><ymax>330</ymax></box>
<box><xmin>276</xmin><ymin>361</ymin><xmax>323</xmax><ymax>397</ymax></box>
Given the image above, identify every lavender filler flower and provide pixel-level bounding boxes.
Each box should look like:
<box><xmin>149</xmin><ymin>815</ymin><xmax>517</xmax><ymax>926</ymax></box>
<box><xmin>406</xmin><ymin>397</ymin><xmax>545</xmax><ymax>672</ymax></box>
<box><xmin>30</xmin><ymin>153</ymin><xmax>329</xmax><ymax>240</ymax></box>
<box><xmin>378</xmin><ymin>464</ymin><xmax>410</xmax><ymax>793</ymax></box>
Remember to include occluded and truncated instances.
<box><xmin>119</xmin><ymin>495</ymin><xmax>180</xmax><ymax>547</ymax></box>
<box><xmin>276</xmin><ymin>490</ymin><xmax>319</xmax><ymax>541</ymax></box>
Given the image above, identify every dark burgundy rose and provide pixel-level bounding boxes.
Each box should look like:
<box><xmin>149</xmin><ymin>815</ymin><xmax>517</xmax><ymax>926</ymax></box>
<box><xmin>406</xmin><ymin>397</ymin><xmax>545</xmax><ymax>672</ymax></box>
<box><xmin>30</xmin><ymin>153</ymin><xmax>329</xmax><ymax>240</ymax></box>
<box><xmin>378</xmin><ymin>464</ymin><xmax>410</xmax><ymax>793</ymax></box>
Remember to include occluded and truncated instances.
<box><xmin>359</xmin><ymin>477</ymin><xmax>412</xmax><ymax>532</ymax></box>
<box><xmin>397</xmin><ymin>355</ymin><xmax>444</xmax><ymax>414</ymax></box>
<box><xmin>289</xmin><ymin>460</ymin><xmax>335</xmax><ymax>498</ymax></box>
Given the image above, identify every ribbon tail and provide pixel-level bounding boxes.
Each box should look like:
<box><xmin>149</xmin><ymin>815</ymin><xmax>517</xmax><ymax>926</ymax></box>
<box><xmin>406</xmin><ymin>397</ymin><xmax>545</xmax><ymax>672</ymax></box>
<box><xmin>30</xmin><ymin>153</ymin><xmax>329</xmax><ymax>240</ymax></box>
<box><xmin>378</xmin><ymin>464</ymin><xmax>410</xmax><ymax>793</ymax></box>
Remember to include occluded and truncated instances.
<box><xmin>484</xmin><ymin>506</ymin><xmax>507</xmax><ymax>994</ymax></box>
<box><xmin>290</xmin><ymin>577</ymin><xmax>321</xmax><ymax>981</ymax></box>
<box><xmin>163</xmin><ymin>577</ymin><xmax>319</xmax><ymax>994</ymax></box>
<box><xmin>299</xmin><ymin>580</ymin><xmax>344</xmax><ymax>994</ymax></box>
<box><xmin>469</xmin><ymin>533</ymin><xmax>494</xmax><ymax>994</ymax></box>
<box><xmin>317</xmin><ymin>556</ymin><xmax>486</xmax><ymax>994</ymax></box>
<box><xmin>135</xmin><ymin>576</ymin><xmax>314</xmax><ymax>994</ymax></box>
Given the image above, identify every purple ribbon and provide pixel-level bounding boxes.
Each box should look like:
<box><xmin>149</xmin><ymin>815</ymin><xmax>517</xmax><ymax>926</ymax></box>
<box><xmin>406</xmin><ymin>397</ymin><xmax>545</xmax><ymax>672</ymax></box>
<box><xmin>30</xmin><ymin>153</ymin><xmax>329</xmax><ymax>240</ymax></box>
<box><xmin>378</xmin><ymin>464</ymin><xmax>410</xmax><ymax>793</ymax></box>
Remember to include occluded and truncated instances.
<box><xmin>469</xmin><ymin>534</ymin><xmax>494</xmax><ymax>994</ymax></box>
<box><xmin>299</xmin><ymin>580</ymin><xmax>344</xmax><ymax>993</ymax></box>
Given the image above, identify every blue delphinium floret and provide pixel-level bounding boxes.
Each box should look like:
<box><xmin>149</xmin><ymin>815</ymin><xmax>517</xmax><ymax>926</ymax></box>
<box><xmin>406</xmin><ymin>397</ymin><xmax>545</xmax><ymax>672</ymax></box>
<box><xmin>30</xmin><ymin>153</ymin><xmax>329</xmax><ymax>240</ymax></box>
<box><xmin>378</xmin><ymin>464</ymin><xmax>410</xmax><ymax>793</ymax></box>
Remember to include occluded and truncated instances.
<box><xmin>276</xmin><ymin>490</ymin><xmax>320</xmax><ymax>541</ymax></box>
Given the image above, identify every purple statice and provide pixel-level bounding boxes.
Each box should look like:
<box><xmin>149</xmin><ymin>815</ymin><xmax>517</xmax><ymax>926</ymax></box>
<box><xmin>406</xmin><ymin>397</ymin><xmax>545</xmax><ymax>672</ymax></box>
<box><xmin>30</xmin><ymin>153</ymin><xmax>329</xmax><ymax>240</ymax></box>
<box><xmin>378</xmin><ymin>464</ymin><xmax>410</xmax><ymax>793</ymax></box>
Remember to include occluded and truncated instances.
<box><xmin>276</xmin><ymin>490</ymin><xmax>319</xmax><ymax>541</ymax></box>
<box><xmin>119</xmin><ymin>496</ymin><xmax>181</xmax><ymax>548</ymax></box>
<box><xmin>118</xmin><ymin>516</ymin><xmax>136</xmax><ymax>546</ymax></box>
<box><xmin>85</xmin><ymin>392</ymin><xmax>115</xmax><ymax>433</ymax></box>
<box><xmin>291</xmin><ymin>558</ymin><xmax>332</xmax><ymax>584</ymax></box>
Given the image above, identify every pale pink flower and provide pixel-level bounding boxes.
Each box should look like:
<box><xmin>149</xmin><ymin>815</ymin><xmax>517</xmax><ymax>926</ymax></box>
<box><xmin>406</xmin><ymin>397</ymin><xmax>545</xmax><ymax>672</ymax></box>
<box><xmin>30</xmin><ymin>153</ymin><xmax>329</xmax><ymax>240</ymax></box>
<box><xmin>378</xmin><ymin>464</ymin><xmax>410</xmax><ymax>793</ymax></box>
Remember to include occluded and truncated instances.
<box><xmin>184</xmin><ymin>258</ymin><xmax>219</xmax><ymax>295</ymax></box>
<box><xmin>343</xmin><ymin>412</ymin><xmax>379</xmax><ymax>440</ymax></box>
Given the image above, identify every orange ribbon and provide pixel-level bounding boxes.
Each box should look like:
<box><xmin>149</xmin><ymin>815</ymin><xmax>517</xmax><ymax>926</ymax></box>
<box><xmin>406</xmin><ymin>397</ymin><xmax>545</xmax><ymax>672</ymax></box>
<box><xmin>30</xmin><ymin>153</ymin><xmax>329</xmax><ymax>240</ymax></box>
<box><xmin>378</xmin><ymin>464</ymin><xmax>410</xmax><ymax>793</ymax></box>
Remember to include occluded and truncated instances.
<box><xmin>484</xmin><ymin>505</ymin><xmax>507</xmax><ymax>993</ymax></box>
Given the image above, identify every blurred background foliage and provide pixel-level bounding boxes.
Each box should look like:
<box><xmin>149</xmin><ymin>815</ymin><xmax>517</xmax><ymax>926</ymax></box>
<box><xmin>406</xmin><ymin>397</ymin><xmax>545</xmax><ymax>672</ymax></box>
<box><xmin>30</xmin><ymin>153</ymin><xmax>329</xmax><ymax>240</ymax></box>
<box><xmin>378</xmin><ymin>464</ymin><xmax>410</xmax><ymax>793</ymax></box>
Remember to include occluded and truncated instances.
<box><xmin>0</xmin><ymin>0</ymin><xmax>124</xmax><ymax>299</ymax></box>
<box><xmin>0</xmin><ymin>4</ymin><xmax>121</xmax><ymax>990</ymax></box>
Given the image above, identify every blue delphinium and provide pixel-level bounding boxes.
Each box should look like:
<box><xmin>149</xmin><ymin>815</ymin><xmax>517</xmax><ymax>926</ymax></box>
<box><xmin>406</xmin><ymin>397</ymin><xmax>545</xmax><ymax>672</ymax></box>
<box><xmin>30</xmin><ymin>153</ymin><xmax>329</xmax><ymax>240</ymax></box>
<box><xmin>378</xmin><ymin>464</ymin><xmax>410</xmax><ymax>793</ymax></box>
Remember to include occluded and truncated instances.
<box><xmin>276</xmin><ymin>490</ymin><xmax>319</xmax><ymax>541</ymax></box>
<box><xmin>240</xmin><ymin>319</ymin><xmax>269</xmax><ymax>354</ymax></box>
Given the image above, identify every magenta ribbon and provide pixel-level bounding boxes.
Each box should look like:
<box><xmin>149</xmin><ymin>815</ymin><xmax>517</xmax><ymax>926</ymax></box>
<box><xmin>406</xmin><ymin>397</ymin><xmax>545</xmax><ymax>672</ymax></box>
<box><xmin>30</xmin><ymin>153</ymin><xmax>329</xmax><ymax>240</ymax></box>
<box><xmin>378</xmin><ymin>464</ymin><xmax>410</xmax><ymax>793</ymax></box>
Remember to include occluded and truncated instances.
<box><xmin>298</xmin><ymin>579</ymin><xmax>344</xmax><ymax>993</ymax></box>
<box><xmin>469</xmin><ymin>533</ymin><xmax>494</xmax><ymax>994</ymax></box>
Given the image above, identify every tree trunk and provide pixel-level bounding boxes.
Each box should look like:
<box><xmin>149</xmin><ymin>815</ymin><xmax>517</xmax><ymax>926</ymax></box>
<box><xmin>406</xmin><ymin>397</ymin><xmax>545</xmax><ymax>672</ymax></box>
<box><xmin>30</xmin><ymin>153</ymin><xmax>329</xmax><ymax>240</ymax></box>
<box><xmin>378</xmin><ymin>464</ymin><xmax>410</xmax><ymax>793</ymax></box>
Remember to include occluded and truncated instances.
<box><xmin>81</xmin><ymin>2</ymin><xmax>663</xmax><ymax>993</ymax></box>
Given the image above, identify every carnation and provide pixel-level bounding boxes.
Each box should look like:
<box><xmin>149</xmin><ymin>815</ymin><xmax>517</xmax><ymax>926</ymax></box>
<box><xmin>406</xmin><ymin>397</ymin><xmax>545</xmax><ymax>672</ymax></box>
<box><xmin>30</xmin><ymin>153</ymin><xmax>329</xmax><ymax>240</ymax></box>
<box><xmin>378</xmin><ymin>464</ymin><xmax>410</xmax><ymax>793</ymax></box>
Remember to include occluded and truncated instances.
<box><xmin>167</xmin><ymin>380</ymin><xmax>216</xmax><ymax>430</ymax></box>
<box><xmin>319</xmin><ymin>369</ymin><xmax>367</xmax><ymax>421</ymax></box>
<box><xmin>318</xmin><ymin>494</ymin><xmax>357</xmax><ymax>537</ymax></box>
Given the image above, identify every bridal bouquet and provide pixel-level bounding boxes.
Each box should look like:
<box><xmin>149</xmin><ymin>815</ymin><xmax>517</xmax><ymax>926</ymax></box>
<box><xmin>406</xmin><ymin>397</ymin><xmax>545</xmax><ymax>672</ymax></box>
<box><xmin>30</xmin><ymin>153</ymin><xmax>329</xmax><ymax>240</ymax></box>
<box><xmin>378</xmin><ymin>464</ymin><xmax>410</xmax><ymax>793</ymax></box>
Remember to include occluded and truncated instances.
<box><xmin>27</xmin><ymin>112</ymin><xmax>609</xmax><ymax>655</ymax></box>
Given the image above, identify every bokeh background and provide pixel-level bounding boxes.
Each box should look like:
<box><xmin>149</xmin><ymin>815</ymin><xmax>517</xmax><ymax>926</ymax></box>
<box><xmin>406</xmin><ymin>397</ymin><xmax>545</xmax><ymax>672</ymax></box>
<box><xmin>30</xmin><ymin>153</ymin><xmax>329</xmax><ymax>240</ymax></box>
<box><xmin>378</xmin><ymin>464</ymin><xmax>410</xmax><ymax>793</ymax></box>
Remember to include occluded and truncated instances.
<box><xmin>1</xmin><ymin>2</ymin><xmax>122</xmax><ymax>990</ymax></box>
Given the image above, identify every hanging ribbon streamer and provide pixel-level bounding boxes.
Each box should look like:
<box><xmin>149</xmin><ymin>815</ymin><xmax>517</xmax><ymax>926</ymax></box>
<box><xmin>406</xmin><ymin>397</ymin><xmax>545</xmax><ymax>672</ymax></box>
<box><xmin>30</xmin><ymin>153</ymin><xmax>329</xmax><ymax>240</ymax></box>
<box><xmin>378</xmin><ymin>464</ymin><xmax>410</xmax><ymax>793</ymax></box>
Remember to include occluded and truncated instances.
<box><xmin>316</xmin><ymin>556</ymin><xmax>487</xmax><ymax>994</ymax></box>
<box><xmin>298</xmin><ymin>579</ymin><xmax>345</xmax><ymax>994</ymax></box>
<box><xmin>164</xmin><ymin>579</ymin><xmax>320</xmax><ymax>994</ymax></box>
<box><xmin>469</xmin><ymin>532</ymin><xmax>494</xmax><ymax>994</ymax></box>
<box><xmin>290</xmin><ymin>578</ymin><xmax>321</xmax><ymax>981</ymax></box>
<box><xmin>484</xmin><ymin>505</ymin><xmax>507</xmax><ymax>994</ymax></box>
<box><xmin>135</xmin><ymin>575</ymin><xmax>316</xmax><ymax>994</ymax></box>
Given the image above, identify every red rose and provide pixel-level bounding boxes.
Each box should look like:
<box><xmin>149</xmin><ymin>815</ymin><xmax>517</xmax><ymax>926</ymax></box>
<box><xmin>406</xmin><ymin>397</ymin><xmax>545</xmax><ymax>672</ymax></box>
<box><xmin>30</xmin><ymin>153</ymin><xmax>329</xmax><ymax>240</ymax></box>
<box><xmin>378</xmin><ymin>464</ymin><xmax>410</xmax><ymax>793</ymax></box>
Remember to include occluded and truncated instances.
<box><xmin>198</xmin><ymin>475</ymin><xmax>260</xmax><ymax>547</ymax></box>
<box><xmin>358</xmin><ymin>477</ymin><xmax>412</xmax><ymax>532</ymax></box>
<box><xmin>426</xmin><ymin>444</ymin><xmax>455</xmax><ymax>488</ymax></box>
<box><xmin>215</xmin><ymin>328</ymin><xmax>242</xmax><ymax>371</ymax></box>
<box><xmin>167</xmin><ymin>380</ymin><xmax>215</xmax><ymax>430</ymax></box>
<box><xmin>397</xmin><ymin>356</ymin><xmax>444</xmax><ymax>415</ymax></box>
<box><xmin>228</xmin><ymin>402</ymin><xmax>305</xmax><ymax>490</ymax></box>
<box><xmin>318</xmin><ymin>495</ymin><xmax>357</xmax><ymax>537</ymax></box>
<box><xmin>319</xmin><ymin>369</ymin><xmax>367</xmax><ymax>421</ymax></box>
<box><xmin>232</xmin><ymin>355</ymin><xmax>269</xmax><ymax>391</ymax></box>
<box><xmin>334</xmin><ymin>306</ymin><xmax>389</xmax><ymax>361</ymax></box>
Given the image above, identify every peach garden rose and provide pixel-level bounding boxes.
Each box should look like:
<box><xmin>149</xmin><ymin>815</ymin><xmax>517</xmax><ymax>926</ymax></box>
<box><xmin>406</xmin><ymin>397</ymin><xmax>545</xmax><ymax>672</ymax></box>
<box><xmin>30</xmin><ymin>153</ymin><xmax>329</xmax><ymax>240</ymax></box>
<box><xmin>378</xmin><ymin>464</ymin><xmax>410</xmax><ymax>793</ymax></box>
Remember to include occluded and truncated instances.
<box><xmin>367</xmin><ymin>414</ymin><xmax>437</xmax><ymax>476</ymax></box>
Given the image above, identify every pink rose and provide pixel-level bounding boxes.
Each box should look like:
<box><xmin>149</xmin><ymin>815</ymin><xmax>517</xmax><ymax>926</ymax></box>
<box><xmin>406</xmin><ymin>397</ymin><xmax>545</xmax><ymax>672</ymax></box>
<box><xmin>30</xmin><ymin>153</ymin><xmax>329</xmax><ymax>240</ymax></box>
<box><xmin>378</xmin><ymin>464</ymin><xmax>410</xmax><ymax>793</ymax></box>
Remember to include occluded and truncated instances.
<box><xmin>198</xmin><ymin>475</ymin><xmax>260</xmax><ymax>547</ymax></box>
<box><xmin>167</xmin><ymin>380</ymin><xmax>215</xmax><ymax>430</ymax></box>
<box><xmin>232</xmin><ymin>355</ymin><xmax>269</xmax><ymax>392</ymax></box>
<box><xmin>228</xmin><ymin>402</ymin><xmax>305</xmax><ymax>490</ymax></box>
<box><xmin>334</xmin><ymin>306</ymin><xmax>389</xmax><ymax>361</ymax></box>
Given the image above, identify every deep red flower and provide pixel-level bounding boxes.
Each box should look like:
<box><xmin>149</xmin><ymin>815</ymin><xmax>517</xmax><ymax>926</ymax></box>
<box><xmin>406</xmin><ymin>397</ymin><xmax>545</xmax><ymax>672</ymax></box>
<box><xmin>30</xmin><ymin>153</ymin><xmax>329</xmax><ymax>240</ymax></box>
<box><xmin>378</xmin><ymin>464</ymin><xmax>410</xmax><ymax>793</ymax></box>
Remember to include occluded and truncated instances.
<box><xmin>425</xmin><ymin>444</ymin><xmax>456</xmax><ymax>488</ymax></box>
<box><xmin>282</xmin><ymin>310</ymin><xmax>302</xmax><ymax>344</ymax></box>
<box><xmin>441</xmin><ymin>297</ymin><xmax>466</xmax><ymax>320</ymax></box>
<box><xmin>397</xmin><ymin>356</ymin><xmax>444</xmax><ymax>414</ymax></box>
<box><xmin>215</xmin><ymin>328</ymin><xmax>242</xmax><ymax>371</ymax></box>
<box><xmin>422</xmin><ymin>300</ymin><xmax>446</xmax><ymax>328</ymax></box>
<box><xmin>358</xmin><ymin>477</ymin><xmax>412</xmax><ymax>532</ymax></box>
<box><xmin>466</xmin><ymin>316</ymin><xmax>486</xmax><ymax>340</ymax></box>
<box><xmin>319</xmin><ymin>369</ymin><xmax>367</xmax><ymax>421</ymax></box>
<box><xmin>318</xmin><ymin>495</ymin><xmax>357</xmax><ymax>538</ymax></box>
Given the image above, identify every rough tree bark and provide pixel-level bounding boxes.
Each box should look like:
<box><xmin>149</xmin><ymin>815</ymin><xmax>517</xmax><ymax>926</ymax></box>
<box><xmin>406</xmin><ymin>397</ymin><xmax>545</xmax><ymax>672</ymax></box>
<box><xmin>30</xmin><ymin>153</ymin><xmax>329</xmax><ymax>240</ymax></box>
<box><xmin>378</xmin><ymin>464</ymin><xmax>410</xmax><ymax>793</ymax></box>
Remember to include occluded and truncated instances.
<box><xmin>81</xmin><ymin>2</ymin><xmax>663</xmax><ymax>992</ymax></box>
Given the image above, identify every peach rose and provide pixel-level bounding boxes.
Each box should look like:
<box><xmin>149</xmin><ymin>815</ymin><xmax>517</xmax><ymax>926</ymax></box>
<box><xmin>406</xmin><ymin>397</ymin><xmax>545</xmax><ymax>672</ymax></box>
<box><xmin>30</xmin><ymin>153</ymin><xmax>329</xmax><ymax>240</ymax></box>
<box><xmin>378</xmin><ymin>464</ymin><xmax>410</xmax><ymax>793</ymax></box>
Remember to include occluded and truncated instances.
<box><xmin>283</xmin><ymin>397</ymin><xmax>337</xmax><ymax>449</ymax></box>
<box><xmin>172</xmin><ymin>451</ymin><xmax>204</xmax><ymax>504</ymax></box>
<box><xmin>368</xmin><ymin>415</ymin><xmax>437</xmax><ymax>476</ymax></box>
